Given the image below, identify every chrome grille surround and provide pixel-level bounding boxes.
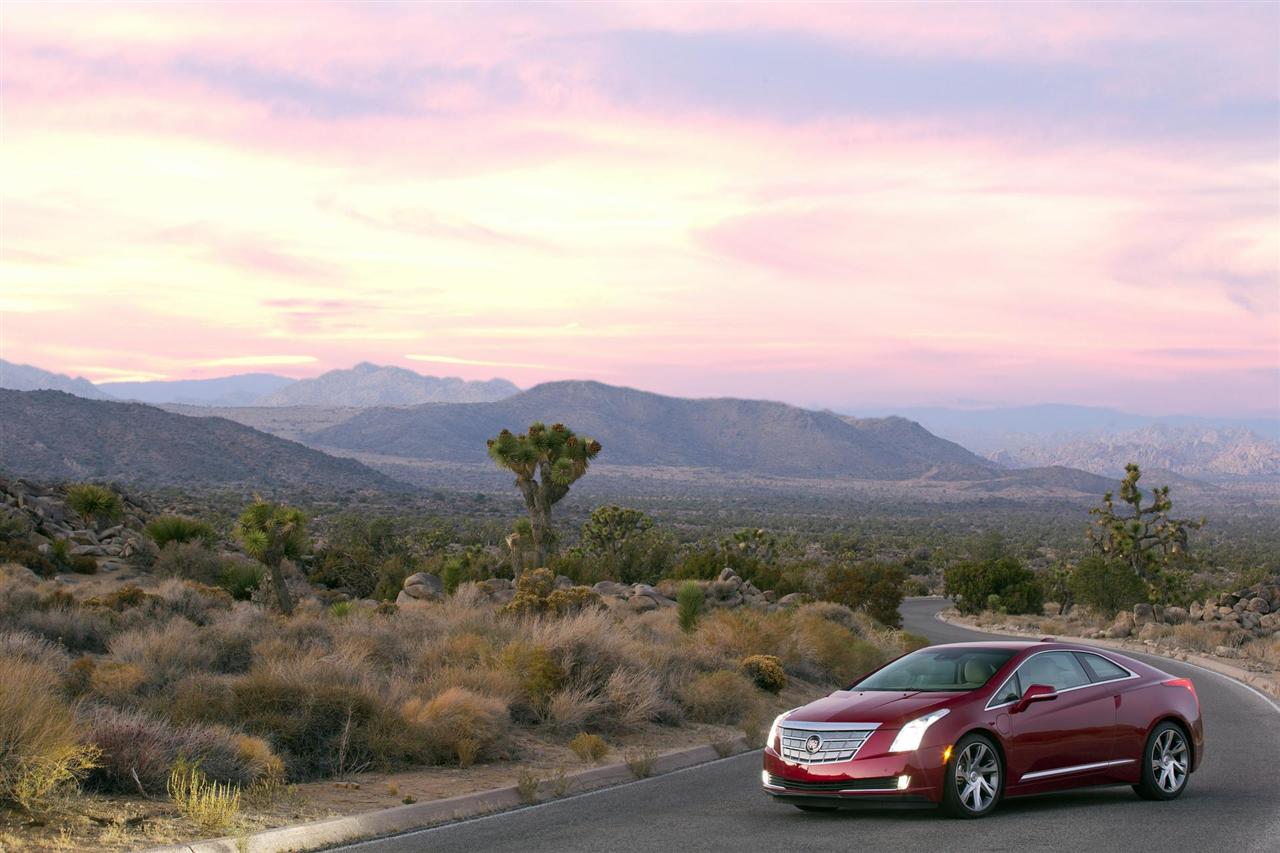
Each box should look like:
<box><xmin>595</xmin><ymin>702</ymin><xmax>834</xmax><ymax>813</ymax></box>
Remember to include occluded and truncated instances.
<box><xmin>779</xmin><ymin>721</ymin><xmax>880</xmax><ymax>765</ymax></box>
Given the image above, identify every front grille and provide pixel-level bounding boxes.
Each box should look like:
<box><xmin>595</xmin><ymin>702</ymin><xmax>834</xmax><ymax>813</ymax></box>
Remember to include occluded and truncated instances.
<box><xmin>766</xmin><ymin>773</ymin><xmax>897</xmax><ymax>792</ymax></box>
<box><xmin>780</xmin><ymin>726</ymin><xmax>875</xmax><ymax>765</ymax></box>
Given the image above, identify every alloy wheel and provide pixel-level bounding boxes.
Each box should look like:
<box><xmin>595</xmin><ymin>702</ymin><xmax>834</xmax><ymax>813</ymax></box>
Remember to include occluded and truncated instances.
<box><xmin>1151</xmin><ymin>728</ymin><xmax>1188</xmax><ymax>793</ymax></box>
<box><xmin>955</xmin><ymin>741</ymin><xmax>1000</xmax><ymax>812</ymax></box>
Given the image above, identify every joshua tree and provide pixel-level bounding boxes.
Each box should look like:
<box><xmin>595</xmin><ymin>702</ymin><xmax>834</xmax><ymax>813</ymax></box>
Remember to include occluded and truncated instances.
<box><xmin>487</xmin><ymin>422</ymin><xmax>601</xmax><ymax>573</ymax></box>
<box><xmin>1088</xmin><ymin>464</ymin><xmax>1203</xmax><ymax>583</ymax></box>
<box><xmin>579</xmin><ymin>505</ymin><xmax>652</xmax><ymax>571</ymax></box>
<box><xmin>236</xmin><ymin>499</ymin><xmax>308</xmax><ymax>615</ymax></box>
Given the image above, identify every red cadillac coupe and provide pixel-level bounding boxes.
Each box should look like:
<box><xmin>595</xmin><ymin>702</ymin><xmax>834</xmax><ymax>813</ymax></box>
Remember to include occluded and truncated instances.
<box><xmin>763</xmin><ymin>641</ymin><xmax>1203</xmax><ymax>818</ymax></box>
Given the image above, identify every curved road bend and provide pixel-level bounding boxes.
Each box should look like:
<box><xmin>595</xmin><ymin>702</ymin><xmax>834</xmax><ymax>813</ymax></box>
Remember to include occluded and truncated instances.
<box><xmin>336</xmin><ymin>598</ymin><xmax>1280</xmax><ymax>853</ymax></box>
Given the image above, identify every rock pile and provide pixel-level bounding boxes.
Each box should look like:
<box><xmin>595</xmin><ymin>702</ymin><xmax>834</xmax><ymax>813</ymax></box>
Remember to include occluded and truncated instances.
<box><xmin>1107</xmin><ymin>578</ymin><xmax>1280</xmax><ymax>640</ymax></box>
<box><xmin>407</xmin><ymin>567</ymin><xmax>801</xmax><ymax>613</ymax></box>
<box><xmin>1</xmin><ymin>478</ymin><xmax>156</xmax><ymax>573</ymax></box>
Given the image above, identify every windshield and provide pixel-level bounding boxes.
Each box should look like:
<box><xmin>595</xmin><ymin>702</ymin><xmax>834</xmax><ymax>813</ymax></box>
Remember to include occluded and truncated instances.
<box><xmin>850</xmin><ymin>648</ymin><xmax>1015</xmax><ymax>692</ymax></box>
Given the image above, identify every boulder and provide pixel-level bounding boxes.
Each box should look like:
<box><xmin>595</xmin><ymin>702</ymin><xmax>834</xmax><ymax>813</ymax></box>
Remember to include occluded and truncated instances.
<box><xmin>1137</xmin><ymin>623</ymin><xmax>1163</xmax><ymax>642</ymax></box>
<box><xmin>1247</xmin><ymin>597</ymin><xmax>1269</xmax><ymax>614</ymax></box>
<box><xmin>71</xmin><ymin>544</ymin><xmax>106</xmax><ymax>557</ymax></box>
<box><xmin>628</xmin><ymin>595</ymin><xmax>658</xmax><ymax>613</ymax></box>
<box><xmin>1188</xmin><ymin>601</ymin><xmax>1203</xmax><ymax>621</ymax></box>
<box><xmin>554</xmin><ymin>575</ymin><xmax>573</xmax><ymax>590</ymax></box>
<box><xmin>1239</xmin><ymin>611</ymin><xmax>1261</xmax><ymax>631</ymax></box>
<box><xmin>777</xmin><ymin>593</ymin><xmax>808</xmax><ymax>608</ymax></box>
<box><xmin>592</xmin><ymin>581</ymin><xmax>629</xmax><ymax>598</ymax></box>
<box><xmin>717</xmin><ymin>568</ymin><xmax>741</xmax><ymax>584</ymax></box>
<box><xmin>1163</xmin><ymin>606</ymin><xmax>1189</xmax><ymax>625</ymax></box>
<box><xmin>1133</xmin><ymin>603</ymin><xmax>1155</xmax><ymax>626</ymax></box>
<box><xmin>401</xmin><ymin>572</ymin><xmax>443</xmax><ymax>600</ymax></box>
<box><xmin>1108</xmin><ymin>610</ymin><xmax>1135</xmax><ymax>638</ymax></box>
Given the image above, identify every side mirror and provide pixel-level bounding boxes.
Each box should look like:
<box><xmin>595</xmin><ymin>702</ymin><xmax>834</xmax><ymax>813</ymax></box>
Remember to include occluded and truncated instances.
<box><xmin>1011</xmin><ymin>683</ymin><xmax>1057</xmax><ymax>714</ymax></box>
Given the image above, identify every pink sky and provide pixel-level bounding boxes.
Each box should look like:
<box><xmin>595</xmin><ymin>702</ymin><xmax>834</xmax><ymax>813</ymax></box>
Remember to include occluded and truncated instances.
<box><xmin>2</xmin><ymin>2</ymin><xmax>1277</xmax><ymax>415</ymax></box>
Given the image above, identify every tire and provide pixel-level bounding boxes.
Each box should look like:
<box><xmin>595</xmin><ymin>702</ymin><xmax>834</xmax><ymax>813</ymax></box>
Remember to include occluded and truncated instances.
<box><xmin>1133</xmin><ymin>721</ymin><xmax>1190</xmax><ymax>801</ymax></box>
<box><xmin>794</xmin><ymin>804</ymin><xmax>837</xmax><ymax>812</ymax></box>
<box><xmin>942</xmin><ymin>733</ymin><xmax>1003</xmax><ymax>819</ymax></box>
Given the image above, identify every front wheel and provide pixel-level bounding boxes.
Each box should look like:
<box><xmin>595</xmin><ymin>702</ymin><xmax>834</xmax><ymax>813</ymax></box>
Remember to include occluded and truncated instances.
<box><xmin>942</xmin><ymin>733</ymin><xmax>1003</xmax><ymax>819</ymax></box>
<box><xmin>1133</xmin><ymin>722</ymin><xmax>1190</xmax><ymax>801</ymax></box>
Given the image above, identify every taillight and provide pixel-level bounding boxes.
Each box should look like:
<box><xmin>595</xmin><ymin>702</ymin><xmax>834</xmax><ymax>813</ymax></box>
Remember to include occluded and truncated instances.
<box><xmin>1164</xmin><ymin>678</ymin><xmax>1198</xmax><ymax>710</ymax></box>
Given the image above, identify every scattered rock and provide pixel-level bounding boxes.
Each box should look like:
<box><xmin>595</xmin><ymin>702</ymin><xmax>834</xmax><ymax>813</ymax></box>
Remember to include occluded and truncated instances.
<box><xmin>401</xmin><ymin>572</ymin><xmax>443</xmax><ymax>600</ymax></box>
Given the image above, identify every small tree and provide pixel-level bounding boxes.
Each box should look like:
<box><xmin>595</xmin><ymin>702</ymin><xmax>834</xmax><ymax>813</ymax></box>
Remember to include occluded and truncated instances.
<box><xmin>487</xmin><ymin>423</ymin><xmax>601</xmax><ymax>573</ymax></box>
<box><xmin>1068</xmin><ymin>556</ymin><xmax>1148</xmax><ymax>617</ymax></box>
<box><xmin>822</xmin><ymin>561</ymin><xmax>907</xmax><ymax>627</ymax></box>
<box><xmin>1088</xmin><ymin>464</ymin><xmax>1203</xmax><ymax>583</ymax></box>
<box><xmin>235</xmin><ymin>499</ymin><xmax>307</xmax><ymax>615</ymax></box>
<box><xmin>580</xmin><ymin>506</ymin><xmax>651</xmax><ymax>564</ymax></box>
<box><xmin>944</xmin><ymin>556</ymin><xmax>1043</xmax><ymax>615</ymax></box>
<box><xmin>65</xmin><ymin>484</ymin><xmax>122</xmax><ymax>531</ymax></box>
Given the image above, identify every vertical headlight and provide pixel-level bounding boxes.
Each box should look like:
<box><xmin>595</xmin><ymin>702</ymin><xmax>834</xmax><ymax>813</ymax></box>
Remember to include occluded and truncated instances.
<box><xmin>888</xmin><ymin>709</ymin><xmax>949</xmax><ymax>753</ymax></box>
<box><xmin>767</xmin><ymin>709</ymin><xmax>795</xmax><ymax>750</ymax></box>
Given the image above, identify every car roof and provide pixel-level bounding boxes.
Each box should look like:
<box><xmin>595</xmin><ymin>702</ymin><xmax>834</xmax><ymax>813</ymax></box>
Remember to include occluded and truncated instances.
<box><xmin>924</xmin><ymin>640</ymin><xmax>1107</xmax><ymax>653</ymax></box>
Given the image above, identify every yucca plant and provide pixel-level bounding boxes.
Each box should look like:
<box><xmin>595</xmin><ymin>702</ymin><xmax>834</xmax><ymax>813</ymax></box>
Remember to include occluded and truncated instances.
<box><xmin>146</xmin><ymin>515</ymin><xmax>217</xmax><ymax>549</ymax></box>
<box><xmin>235</xmin><ymin>499</ymin><xmax>307</xmax><ymax>615</ymax></box>
<box><xmin>65</xmin><ymin>484</ymin><xmax>122</xmax><ymax>531</ymax></box>
<box><xmin>487</xmin><ymin>423</ymin><xmax>601</xmax><ymax>573</ymax></box>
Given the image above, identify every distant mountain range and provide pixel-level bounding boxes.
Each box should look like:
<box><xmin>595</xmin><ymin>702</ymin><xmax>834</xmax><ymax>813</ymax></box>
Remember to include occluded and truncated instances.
<box><xmin>307</xmin><ymin>380</ymin><xmax>1116</xmax><ymax>495</ymax></box>
<box><xmin>259</xmin><ymin>362</ymin><xmax>519</xmax><ymax>406</ymax></box>
<box><xmin>0</xmin><ymin>390</ymin><xmax>396</xmax><ymax>492</ymax></box>
<box><xmin>990</xmin><ymin>425</ymin><xmax>1280</xmax><ymax>482</ymax></box>
<box><xmin>846</xmin><ymin>404</ymin><xmax>1280</xmax><ymax>482</ymax></box>
<box><xmin>0</xmin><ymin>359</ymin><xmax>518</xmax><ymax>407</ymax></box>
<box><xmin>0</xmin><ymin>359</ymin><xmax>111</xmax><ymax>399</ymax></box>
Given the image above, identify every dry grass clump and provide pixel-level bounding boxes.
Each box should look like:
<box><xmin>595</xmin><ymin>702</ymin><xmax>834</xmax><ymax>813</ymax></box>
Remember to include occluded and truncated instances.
<box><xmin>0</xmin><ymin>629</ymin><xmax>70</xmax><ymax>670</ymax></box>
<box><xmin>568</xmin><ymin>732</ymin><xmax>609</xmax><ymax>763</ymax></box>
<box><xmin>0</xmin><ymin>659</ymin><xmax>99</xmax><ymax>814</ymax></box>
<box><xmin>544</xmin><ymin>686</ymin><xmax>608</xmax><ymax>734</ymax></box>
<box><xmin>679</xmin><ymin>670</ymin><xmax>760</xmax><ymax>724</ymax></box>
<box><xmin>82</xmin><ymin>705</ymin><xmax>272</xmax><ymax>794</ymax></box>
<box><xmin>168</xmin><ymin>756</ymin><xmax>241</xmax><ymax>833</ymax></box>
<box><xmin>401</xmin><ymin>687</ymin><xmax>511</xmax><ymax>768</ymax></box>
<box><xmin>1242</xmin><ymin>634</ymin><xmax>1280</xmax><ymax>667</ymax></box>
<box><xmin>624</xmin><ymin>747</ymin><xmax>657</xmax><ymax>778</ymax></box>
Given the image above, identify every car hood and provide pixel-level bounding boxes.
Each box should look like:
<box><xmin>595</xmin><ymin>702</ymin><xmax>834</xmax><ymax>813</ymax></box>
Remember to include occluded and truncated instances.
<box><xmin>786</xmin><ymin>690</ymin><xmax>964</xmax><ymax>729</ymax></box>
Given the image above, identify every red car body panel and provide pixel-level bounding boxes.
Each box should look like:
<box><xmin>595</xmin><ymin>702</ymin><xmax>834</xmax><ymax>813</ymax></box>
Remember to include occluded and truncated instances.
<box><xmin>763</xmin><ymin>641</ymin><xmax>1204</xmax><ymax>809</ymax></box>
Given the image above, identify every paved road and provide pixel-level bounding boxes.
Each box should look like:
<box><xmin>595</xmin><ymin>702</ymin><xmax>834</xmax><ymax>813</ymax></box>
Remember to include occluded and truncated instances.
<box><xmin>339</xmin><ymin>598</ymin><xmax>1280</xmax><ymax>853</ymax></box>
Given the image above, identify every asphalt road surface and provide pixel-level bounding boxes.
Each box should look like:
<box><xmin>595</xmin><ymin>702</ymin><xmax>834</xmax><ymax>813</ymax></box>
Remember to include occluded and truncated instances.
<box><xmin>337</xmin><ymin>598</ymin><xmax>1280</xmax><ymax>853</ymax></box>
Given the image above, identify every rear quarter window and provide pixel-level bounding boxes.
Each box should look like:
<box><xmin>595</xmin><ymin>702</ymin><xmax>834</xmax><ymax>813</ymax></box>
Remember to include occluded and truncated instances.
<box><xmin>1078</xmin><ymin>653</ymin><xmax>1131</xmax><ymax>682</ymax></box>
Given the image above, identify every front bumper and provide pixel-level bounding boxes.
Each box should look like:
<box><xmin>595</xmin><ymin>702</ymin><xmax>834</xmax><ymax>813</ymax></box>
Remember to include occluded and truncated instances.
<box><xmin>762</xmin><ymin>737</ymin><xmax>947</xmax><ymax>806</ymax></box>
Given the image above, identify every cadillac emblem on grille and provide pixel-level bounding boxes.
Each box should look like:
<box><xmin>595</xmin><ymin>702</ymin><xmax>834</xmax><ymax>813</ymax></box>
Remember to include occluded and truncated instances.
<box><xmin>804</xmin><ymin>735</ymin><xmax>822</xmax><ymax>754</ymax></box>
<box><xmin>780</xmin><ymin>724</ymin><xmax>878</xmax><ymax>765</ymax></box>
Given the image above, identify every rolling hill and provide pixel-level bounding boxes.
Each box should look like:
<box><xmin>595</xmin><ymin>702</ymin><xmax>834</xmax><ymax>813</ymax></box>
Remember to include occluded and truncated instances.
<box><xmin>103</xmin><ymin>372</ymin><xmax>296</xmax><ymax>406</ymax></box>
<box><xmin>258</xmin><ymin>363</ymin><xmax>519</xmax><ymax>406</ymax></box>
<box><xmin>310</xmin><ymin>380</ymin><xmax>1010</xmax><ymax>480</ymax></box>
<box><xmin>0</xmin><ymin>390</ymin><xmax>399</xmax><ymax>491</ymax></box>
<box><xmin>0</xmin><ymin>359</ymin><xmax>111</xmax><ymax>399</ymax></box>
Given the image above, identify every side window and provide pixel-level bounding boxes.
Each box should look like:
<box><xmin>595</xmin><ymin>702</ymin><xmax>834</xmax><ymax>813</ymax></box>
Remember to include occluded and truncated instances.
<box><xmin>1017</xmin><ymin>652</ymin><xmax>1090</xmax><ymax>691</ymax></box>
<box><xmin>992</xmin><ymin>672</ymin><xmax>1022</xmax><ymax>705</ymax></box>
<box><xmin>1078</xmin><ymin>653</ymin><xmax>1130</xmax><ymax>683</ymax></box>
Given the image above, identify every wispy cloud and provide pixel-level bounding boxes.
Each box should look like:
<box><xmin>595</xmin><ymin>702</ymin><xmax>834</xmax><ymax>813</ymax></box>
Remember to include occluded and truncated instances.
<box><xmin>198</xmin><ymin>355</ymin><xmax>317</xmax><ymax>368</ymax></box>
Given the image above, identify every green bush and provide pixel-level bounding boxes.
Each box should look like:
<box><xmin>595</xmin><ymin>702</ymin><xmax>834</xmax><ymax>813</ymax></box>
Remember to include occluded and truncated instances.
<box><xmin>155</xmin><ymin>542</ymin><xmax>225</xmax><ymax>584</ymax></box>
<box><xmin>1068</xmin><ymin>556</ymin><xmax>1149</xmax><ymax>617</ymax></box>
<box><xmin>218</xmin><ymin>560</ymin><xmax>263</xmax><ymax>601</ymax></box>
<box><xmin>48</xmin><ymin>539</ymin><xmax>96</xmax><ymax>574</ymax></box>
<box><xmin>676</xmin><ymin>581</ymin><xmax>704</xmax><ymax>633</ymax></box>
<box><xmin>740</xmin><ymin>654</ymin><xmax>787</xmax><ymax>693</ymax></box>
<box><xmin>821</xmin><ymin>561</ymin><xmax>907</xmax><ymax>627</ymax></box>
<box><xmin>65</xmin><ymin>484</ymin><xmax>122</xmax><ymax>529</ymax></box>
<box><xmin>944</xmin><ymin>556</ymin><xmax>1043</xmax><ymax>615</ymax></box>
<box><xmin>0</xmin><ymin>541</ymin><xmax>56</xmax><ymax>578</ymax></box>
<box><xmin>146</xmin><ymin>515</ymin><xmax>217</xmax><ymax>549</ymax></box>
<box><xmin>546</xmin><ymin>586</ymin><xmax>602</xmax><ymax>615</ymax></box>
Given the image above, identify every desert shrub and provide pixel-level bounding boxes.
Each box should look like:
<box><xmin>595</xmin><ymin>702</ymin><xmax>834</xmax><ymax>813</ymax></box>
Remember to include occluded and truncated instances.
<box><xmin>624</xmin><ymin>747</ymin><xmax>657</xmax><ymax>778</ymax></box>
<box><xmin>740</xmin><ymin>654</ymin><xmax>787</xmax><ymax>693</ymax></box>
<box><xmin>154</xmin><ymin>542</ymin><xmax>225</xmax><ymax>585</ymax></box>
<box><xmin>168</xmin><ymin>755</ymin><xmax>241</xmax><ymax>833</ymax></box>
<box><xmin>0</xmin><ymin>629</ymin><xmax>70</xmax><ymax>671</ymax></box>
<box><xmin>546</xmin><ymin>586</ymin><xmax>602</xmax><ymax>615</ymax></box>
<box><xmin>311</xmin><ymin>515</ymin><xmax>409</xmax><ymax>600</ymax></box>
<box><xmin>218</xmin><ymin>559</ymin><xmax>263</xmax><ymax>601</ymax></box>
<box><xmin>0</xmin><ymin>659</ymin><xmax>99</xmax><ymax>813</ymax></box>
<box><xmin>162</xmin><ymin>674</ymin><xmax>236</xmax><ymax>725</ymax></box>
<box><xmin>146</xmin><ymin>515</ymin><xmax>217</xmax><ymax>549</ymax></box>
<box><xmin>87</xmin><ymin>584</ymin><xmax>153</xmax><ymax>612</ymax></box>
<box><xmin>373</xmin><ymin>556</ymin><xmax>411</xmax><ymax>601</ymax></box>
<box><xmin>227</xmin><ymin>665</ymin><xmax>401</xmax><ymax>779</ymax></box>
<box><xmin>945</xmin><ymin>556</ymin><xmax>1043</xmax><ymax>615</ymax></box>
<box><xmin>501</xmin><ymin>568</ymin><xmax>558</xmax><ymax>615</ymax></box>
<box><xmin>109</xmin><ymin>617</ymin><xmax>218</xmax><ymax>692</ymax></box>
<box><xmin>0</xmin><ymin>541</ymin><xmax>56</xmax><ymax>578</ymax></box>
<box><xmin>82</xmin><ymin>705</ymin><xmax>268</xmax><ymax>793</ymax></box>
<box><xmin>498</xmin><ymin>641</ymin><xmax>565</xmax><ymax>715</ymax></box>
<box><xmin>1068</xmin><ymin>556</ymin><xmax>1149</xmax><ymax>617</ymax></box>
<box><xmin>15</xmin><ymin>605</ymin><xmax>110</xmax><ymax>653</ymax></box>
<box><xmin>899</xmin><ymin>631</ymin><xmax>931</xmax><ymax>653</ymax></box>
<box><xmin>47</xmin><ymin>538</ymin><xmax>96</xmax><ymax>575</ymax></box>
<box><xmin>65</xmin><ymin>483</ymin><xmax>122</xmax><ymax>529</ymax></box>
<box><xmin>696</xmin><ymin>608</ymin><xmax>793</xmax><ymax>663</ymax></box>
<box><xmin>677</xmin><ymin>581</ymin><xmax>704</xmax><ymax>633</ymax></box>
<box><xmin>821</xmin><ymin>560</ymin><xmax>907</xmax><ymax>627</ymax></box>
<box><xmin>516</xmin><ymin>767</ymin><xmax>539</xmax><ymax>802</ymax></box>
<box><xmin>153</xmin><ymin>579</ymin><xmax>234</xmax><ymax>625</ymax></box>
<box><xmin>544</xmin><ymin>686</ymin><xmax>608</xmax><ymax>733</ymax></box>
<box><xmin>401</xmin><ymin>688</ymin><xmax>510</xmax><ymax>767</ymax></box>
<box><xmin>89</xmin><ymin>661</ymin><xmax>148</xmax><ymax>704</ymax></box>
<box><xmin>679</xmin><ymin>670</ymin><xmax>759</xmax><ymax>724</ymax></box>
<box><xmin>568</xmin><ymin>732</ymin><xmax>608</xmax><ymax>763</ymax></box>
<box><xmin>602</xmin><ymin>668</ymin><xmax>676</xmax><ymax>729</ymax></box>
<box><xmin>794</xmin><ymin>614</ymin><xmax>887</xmax><ymax>683</ymax></box>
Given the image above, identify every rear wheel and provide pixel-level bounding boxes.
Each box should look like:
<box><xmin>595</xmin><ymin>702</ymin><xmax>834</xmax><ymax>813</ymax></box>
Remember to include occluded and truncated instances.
<box><xmin>942</xmin><ymin>733</ymin><xmax>1002</xmax><ymax>819</ymax></box>
<box><xmin>1134</xmin><ymin>722</ymin><xmax>1190</xmax><ymax>801</ymax></box>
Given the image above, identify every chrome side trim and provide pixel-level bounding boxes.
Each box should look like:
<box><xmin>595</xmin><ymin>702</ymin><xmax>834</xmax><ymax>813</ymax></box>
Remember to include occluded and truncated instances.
<box><xmin>986</xmin><ymin>649</ymin><xmax>1140</xmax><ymax>711</ymax></box>
<box><xmin>1019</xmin><ymin>758</ymin><xmax>1134</xmax><ymax>782</ymax></box>
<box><xmin>778</xmin><ymin>721</ymin><xmax>882</xmax><ymax>732</ymax></box>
